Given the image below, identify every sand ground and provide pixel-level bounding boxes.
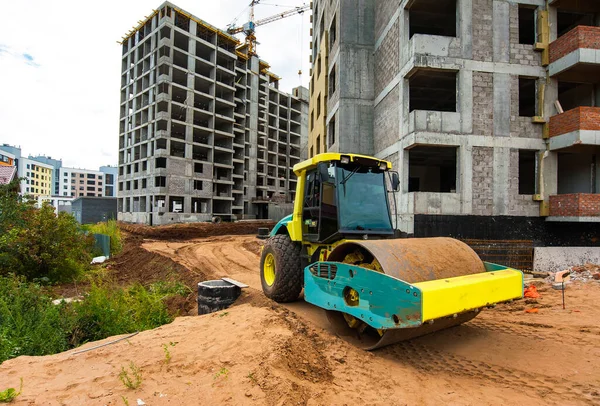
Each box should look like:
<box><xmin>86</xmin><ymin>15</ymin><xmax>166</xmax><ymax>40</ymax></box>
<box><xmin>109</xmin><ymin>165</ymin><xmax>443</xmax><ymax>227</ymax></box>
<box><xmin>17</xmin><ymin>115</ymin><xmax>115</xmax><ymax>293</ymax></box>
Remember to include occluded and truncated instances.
<box><xmin>1</xmin><ymin>233</ymin><xmax>599</xmax><ymax>405</ymax></box>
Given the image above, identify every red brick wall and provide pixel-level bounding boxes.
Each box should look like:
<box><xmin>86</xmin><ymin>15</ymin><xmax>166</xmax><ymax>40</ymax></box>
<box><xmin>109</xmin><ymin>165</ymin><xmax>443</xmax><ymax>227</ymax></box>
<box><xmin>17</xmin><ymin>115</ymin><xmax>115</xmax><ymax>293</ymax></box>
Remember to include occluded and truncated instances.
<box><xmin>550</xmin><ymin>194</ymin><xmax>600</xmax><ymax>217</ymax></box>
<box><xmin>549</xmin><ymin>26</ymin><xmax>600</xmax><ymax>63</ymax></box>
<box><xmin>549</xmin><ymin>107</ymin><xmax>600</xmax><ymax>137</ymax></box>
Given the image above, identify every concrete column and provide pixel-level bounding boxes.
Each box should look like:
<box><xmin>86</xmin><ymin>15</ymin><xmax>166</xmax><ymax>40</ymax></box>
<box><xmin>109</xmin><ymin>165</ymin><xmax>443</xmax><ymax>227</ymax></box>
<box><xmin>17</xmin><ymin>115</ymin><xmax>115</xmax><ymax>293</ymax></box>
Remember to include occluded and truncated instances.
<box><xmin>459</xmin><ymin>69</ymin><xmax>473</xmax><ymax>133</ymax></box>
<box><xmin>186</xmin><ymin>39</ymin><xmax>196</xmax><ymax>144</ymax></box>
<box><xmin>548</xmin><ymin>5</ymin><xmax>558</xmax><ymax>42</ymax></box>
<box><xmin>399</xmin><ymin>9</ymin><xmax>410</xmax><ymax>67</ymax></box>
<box><xmin>493</xmin><ymin>1</ymin><xmax>510</xmax><ymax>63</ymax></box>
<box><xmin>458</xmin><ymin>0</ymin><xmax>473</xmax><ymax>59</ymax></box>
<box><xmin>400</xmin><ymin>78</ymin><xmax>410</xmax><ymax>138</ymax></box>
<box><xmin>541</xmin><ymin>151</ymin><xmax>558</xmax><ymax>203</ymax></box>
<box><xmin>247</xmin><ymin>55</ymin><xmax>259</xmax><ymax>203</ymax></box>
<box><xmin>493</xmin><ymin>147</ymin><xmax>510</xmax><ymax>215</ymax></box>
<box><xmin>493</xmin><ymin>73</ymin><xmax>511</xmax><ymax>137</ymax></box>
<box><xmin>459</xmin><ymin>143</ymin><xmax>473</xmax><ymax>214</ymax></box>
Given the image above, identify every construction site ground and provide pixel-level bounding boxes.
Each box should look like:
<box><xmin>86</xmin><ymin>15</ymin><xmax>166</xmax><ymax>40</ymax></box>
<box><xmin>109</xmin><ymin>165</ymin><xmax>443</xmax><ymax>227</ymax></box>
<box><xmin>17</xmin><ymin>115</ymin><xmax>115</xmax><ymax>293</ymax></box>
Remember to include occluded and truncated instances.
<box><xmin>1</xmin><ymin>223</ymin><xmax>600</xmax><ymax>405</ymax></box>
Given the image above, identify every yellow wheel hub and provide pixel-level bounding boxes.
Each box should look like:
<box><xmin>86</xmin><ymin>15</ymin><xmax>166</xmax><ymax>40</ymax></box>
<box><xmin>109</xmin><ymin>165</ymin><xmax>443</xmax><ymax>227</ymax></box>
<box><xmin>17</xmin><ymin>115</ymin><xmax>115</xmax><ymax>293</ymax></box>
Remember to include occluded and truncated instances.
<box><xmin>263</xmin><ymin>253</ymin><xmax>276</xmax><ymax>286</ymax></box>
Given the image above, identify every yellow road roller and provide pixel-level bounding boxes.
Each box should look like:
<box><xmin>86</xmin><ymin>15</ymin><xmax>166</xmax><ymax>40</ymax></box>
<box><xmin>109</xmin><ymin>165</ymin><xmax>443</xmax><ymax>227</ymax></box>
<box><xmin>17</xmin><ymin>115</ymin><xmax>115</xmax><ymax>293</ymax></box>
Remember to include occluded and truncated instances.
<box><xmin>259</xmin><ymin>153</ymin><xmax>523</xmax><ymax>349</ymax></box>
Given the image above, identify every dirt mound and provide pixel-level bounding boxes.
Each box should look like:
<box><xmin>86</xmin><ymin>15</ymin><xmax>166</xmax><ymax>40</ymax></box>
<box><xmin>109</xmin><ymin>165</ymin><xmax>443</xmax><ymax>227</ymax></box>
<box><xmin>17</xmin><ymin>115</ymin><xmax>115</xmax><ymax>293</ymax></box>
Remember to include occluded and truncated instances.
<box><xmin>0</xmin><ymin>305</ymin><xmax>380</xmax><ymax>405</ymax></box>
<box><xmin>110</xmin><ymin>236</ymin><xmax>204</xmax><ymax>288</ymax></box>
<box><xmin>109</xmin><ymin>235</ymin><xmax>206</xmax><ymax>315</ymax></box>
<box><xmin>119</xmin><ymin>220</ymin><xmax>275</xmax><ymax>240</ymax></box>
<box><xmin>4</xmin><ymin>234</ymin><xmax>600</xmax><ymax>405</ymax></box>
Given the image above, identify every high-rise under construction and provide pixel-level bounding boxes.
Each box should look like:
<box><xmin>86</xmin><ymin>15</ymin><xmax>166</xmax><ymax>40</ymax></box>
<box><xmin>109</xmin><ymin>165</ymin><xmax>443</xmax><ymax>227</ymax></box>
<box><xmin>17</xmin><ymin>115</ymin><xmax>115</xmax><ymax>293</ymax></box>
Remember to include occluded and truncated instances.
<box><xmin>117</xmin><ymin>1</ymin><xmax>308</xmax><ymax>225</ymax></box>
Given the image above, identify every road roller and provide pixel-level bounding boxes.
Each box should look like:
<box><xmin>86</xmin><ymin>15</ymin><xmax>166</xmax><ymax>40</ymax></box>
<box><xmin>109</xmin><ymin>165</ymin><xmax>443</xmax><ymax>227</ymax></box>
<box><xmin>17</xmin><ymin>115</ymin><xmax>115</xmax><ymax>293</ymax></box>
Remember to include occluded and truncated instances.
<box><xmin>259</xmin><ymin>153</ymin><xmax>523</xmax><ymax>350</ymax></box>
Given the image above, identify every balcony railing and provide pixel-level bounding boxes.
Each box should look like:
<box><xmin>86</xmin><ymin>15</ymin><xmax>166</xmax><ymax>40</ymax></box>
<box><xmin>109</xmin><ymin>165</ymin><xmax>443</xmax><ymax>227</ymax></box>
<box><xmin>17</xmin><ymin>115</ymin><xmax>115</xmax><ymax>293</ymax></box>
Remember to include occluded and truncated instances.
<box><xmin>549</xmin><ymin>107</ymin><xmax>600</xmax><ymax>137</ymax></box>
<box><xmin>549</xmin><ymin>26</ymin><xmax>600</xmax><ymax>64</ymax></box>
<box><xmin>549</xmin><ymin>194</ymin><xmax>600</xmax><ymax>218</ymax></box>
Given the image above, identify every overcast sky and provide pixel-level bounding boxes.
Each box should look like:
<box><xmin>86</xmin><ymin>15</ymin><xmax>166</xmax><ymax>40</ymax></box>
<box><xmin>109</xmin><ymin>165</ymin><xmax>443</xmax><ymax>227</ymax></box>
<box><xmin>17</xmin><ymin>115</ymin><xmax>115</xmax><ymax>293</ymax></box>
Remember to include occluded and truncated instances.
<box><xmin>0</xmin><ymin>0</ymin><xmax>310</xmax><ymax>169</ymax></box>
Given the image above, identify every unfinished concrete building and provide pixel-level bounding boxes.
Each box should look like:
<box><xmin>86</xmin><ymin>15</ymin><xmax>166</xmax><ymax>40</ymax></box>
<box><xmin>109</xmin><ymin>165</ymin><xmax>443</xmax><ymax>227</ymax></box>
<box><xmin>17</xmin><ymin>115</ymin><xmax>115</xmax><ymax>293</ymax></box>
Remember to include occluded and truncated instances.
<box><xmin>118</xmin><ymin>2</ymin><xmax>308</xmax><ymax>225</ymax></box>
<box><xmin>309</xmin><ymin>0</ymin><xmax>600</xmax><ymax>258</ymax></box>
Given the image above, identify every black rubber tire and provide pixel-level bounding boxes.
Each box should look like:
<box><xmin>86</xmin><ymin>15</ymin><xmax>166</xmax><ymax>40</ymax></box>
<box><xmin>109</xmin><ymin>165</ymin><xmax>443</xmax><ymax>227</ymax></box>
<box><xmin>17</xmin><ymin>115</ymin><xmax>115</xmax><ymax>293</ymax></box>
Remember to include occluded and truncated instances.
<box><xmin>256</xmin><ymin>227</ymin><xmax>270</xmax><ymax>239</ymax></box>
<box><xmin>259</xmin><ymin>234</ymin><xmax>302</xmax><ymax>303</ymax></box>
<box><xmin>197</xmin><ymin>280</ymin><xmax>241</xmax><ymax>315</ymax></box>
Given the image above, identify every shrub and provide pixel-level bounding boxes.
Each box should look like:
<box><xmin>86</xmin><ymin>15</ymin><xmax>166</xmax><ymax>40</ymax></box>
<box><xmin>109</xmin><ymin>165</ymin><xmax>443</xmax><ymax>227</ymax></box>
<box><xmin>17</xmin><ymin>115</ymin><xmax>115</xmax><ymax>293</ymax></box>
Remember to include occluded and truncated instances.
<box><xmin>0</xmin><ymin>180</ymin><xmax>34</xmax><ymax>236</ymax></box>
<box><xmin>0</xmin><ymin>276</ymin><xmax>186</xmax><ymax>363</ymax></box>
<box><xmin>0</xmin><ymin>203</ymin><xmax>93</xmax><ymax>283</ymax></box>
<box><xmin>70</xmin><ymin>279</ymin><xmax>178</xmax><ymax>346</ymax></box>
<box><xmin>0</xmin><ymin>275</ymin><xmax>75</xmax><ymax>363</ymax></box>
<box><xmin>87</xmin><ymin>220</ymin><xmax>123</xmax><ymax>255</ymax></box>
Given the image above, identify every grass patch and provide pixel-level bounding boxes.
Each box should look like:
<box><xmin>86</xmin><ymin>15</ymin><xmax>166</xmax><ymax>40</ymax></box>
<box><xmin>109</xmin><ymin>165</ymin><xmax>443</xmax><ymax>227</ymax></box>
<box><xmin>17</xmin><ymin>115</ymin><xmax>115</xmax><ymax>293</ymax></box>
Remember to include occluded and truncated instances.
<box><xmin>214</xmin><ymin>367</ymin><xmax>229</xmax><ymax>380</ymax></box>
<box><xmin>0</xmin><ymin>378</ymin><xmax>23</xmax><ymax>402</ymax></box>
<box><xmin>0</xmin><ymin>275</ymin><xmax>187</xmax><ymax>363</ymax></box>
<box><xmin>162</xmin><ymin>342</ymin><xmax>177</xmax><ymax>364</ymax></box>
<box><xmin>119</xmin><ymin>362</ymin><xmax>142</xmax><ymax>389</ymax></box>
<box><xmin>86</xmin><ymin>220</ymin><xmax>123</xmax><ymax>255</ymax></box>
<box><xmin>247</xmin><ymin>372</ymin><xmax>257</xmax><ymax>385</ymax></box>
<box><xmin>70</xmin><ymin>278</ymin><xmax>180</xmax><ymax>346</ymax></box>
<box><xmin>0</xmin><ymin>276</ymin><xmax>75</xmax><ymax>362</ymax></box>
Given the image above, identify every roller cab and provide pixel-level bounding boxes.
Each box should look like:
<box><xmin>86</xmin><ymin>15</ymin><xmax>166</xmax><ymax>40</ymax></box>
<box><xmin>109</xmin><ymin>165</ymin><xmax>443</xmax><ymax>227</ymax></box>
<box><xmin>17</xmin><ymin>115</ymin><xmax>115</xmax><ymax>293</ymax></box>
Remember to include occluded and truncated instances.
<box><xmin>304</xmin><ymin>261</ymin><xmax>523</xmax><ymax>331</ymax></box>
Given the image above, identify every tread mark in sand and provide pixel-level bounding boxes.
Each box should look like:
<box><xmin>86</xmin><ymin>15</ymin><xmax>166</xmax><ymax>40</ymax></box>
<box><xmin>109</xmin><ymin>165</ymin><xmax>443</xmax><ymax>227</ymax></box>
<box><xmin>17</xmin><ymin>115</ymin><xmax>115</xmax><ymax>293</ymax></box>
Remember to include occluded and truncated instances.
<box><xmin>470</xmin><ymin>319</ymin><xmax>598</xmax><ymax>347</ymax></box>
<box><xmin>382</xmin><ymin>340</ymin><xmax>599</xmax><ymax>404</ymax></box>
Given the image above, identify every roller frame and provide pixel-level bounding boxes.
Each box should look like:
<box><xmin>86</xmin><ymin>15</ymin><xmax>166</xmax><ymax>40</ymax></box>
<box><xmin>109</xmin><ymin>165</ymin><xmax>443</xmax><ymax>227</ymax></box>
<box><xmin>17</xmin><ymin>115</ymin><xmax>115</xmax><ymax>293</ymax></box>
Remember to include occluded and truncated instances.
<box><xmin>304</xmin><ymin>261</ymin><xmax>524</xmax><ymax>331</ymax></box>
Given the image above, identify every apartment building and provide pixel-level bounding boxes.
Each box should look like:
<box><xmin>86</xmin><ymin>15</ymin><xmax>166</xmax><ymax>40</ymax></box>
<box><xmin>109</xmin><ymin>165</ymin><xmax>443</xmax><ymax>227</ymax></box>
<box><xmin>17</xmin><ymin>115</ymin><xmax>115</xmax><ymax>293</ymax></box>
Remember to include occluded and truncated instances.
<box><xmin>0</xmin><ymin>150</ymin><xmax>15</xmax><ymax>167</ymax></box>
<box><xmin>100</xmin><ymin>166</ymin><xmax>118</xmax><ymax>197</ymax></box>
<box><xmin>19</xmin><ymin>157</ymin><xmax>53</xmax><ymax>198</ymax></box>
<box><xmin>30</xmin><ymin>156</ymin><xmax>63</xmax><ymax>196</ymax></box>
<box><xmin>0</xmin><ymin>145</ymin><xmax>21</xmax><ymax>167</ymax></box>
<box><xmin>59</xmin><ymin>168</ymin><xmax>105</xmax><ymax>198</ymax></box>
<box><xmin>0</xmin><ymin>146</ymin><xmax>53</xmax><ymax>198</ymax></box>
<box><xmin>309</xmin><ymin>0</ymin><xmax>600</xmax><ymax>248</ymax></box>
<box><xmin>117</xmin><ymin>2</ymin><xmax>308</xmax><ymax>225</ymax></box>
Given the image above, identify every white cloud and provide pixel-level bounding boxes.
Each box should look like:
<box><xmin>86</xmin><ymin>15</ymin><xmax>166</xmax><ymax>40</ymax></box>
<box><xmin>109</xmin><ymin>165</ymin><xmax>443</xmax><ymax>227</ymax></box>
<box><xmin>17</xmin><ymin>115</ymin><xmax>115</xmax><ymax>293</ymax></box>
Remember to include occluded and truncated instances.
<box><xmin>0</xmin><ymin>0</ymin><xmax>310</xmax><ymax>169</ymax></box>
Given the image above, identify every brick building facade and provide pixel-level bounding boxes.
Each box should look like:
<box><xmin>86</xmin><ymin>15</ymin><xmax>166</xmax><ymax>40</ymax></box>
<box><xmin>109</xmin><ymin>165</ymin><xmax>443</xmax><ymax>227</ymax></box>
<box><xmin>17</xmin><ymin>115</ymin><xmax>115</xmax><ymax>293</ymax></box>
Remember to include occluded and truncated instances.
<box><xmin>309</xmin><ymin>0</ymin><xmax>600</xmax><ymax>249</ymax></box>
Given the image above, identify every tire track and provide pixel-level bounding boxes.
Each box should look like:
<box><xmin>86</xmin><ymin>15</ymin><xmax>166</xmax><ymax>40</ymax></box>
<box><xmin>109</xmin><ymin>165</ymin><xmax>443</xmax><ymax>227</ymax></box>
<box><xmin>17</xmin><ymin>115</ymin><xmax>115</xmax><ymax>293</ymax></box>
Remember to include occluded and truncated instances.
<box><xmin>381</xmin><ymin>340</ymin><xmax>599</xmax><ymax>405</ymax></box>
<box><xmin>142</xmin><ymin>236</ymin><xmax>600</xmax><ymax>405</ymax></box>
<box><xmin>470</xmin><ymin>318</ymin><xmax>599</xmax><ymax>347</ymax></box>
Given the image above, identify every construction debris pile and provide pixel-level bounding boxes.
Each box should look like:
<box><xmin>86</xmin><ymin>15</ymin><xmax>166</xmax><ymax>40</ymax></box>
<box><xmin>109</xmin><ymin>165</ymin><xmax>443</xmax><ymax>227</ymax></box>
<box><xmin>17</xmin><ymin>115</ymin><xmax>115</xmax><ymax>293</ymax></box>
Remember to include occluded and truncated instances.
<box><xmin>570</xmin><ymin>263</ymin><xmax>600</xmax><ymax>282</ymax></box>
<box><xmin>545</xmin><ymin>263</ymin><xmax>600</xmax><ymax>284</ymax></box>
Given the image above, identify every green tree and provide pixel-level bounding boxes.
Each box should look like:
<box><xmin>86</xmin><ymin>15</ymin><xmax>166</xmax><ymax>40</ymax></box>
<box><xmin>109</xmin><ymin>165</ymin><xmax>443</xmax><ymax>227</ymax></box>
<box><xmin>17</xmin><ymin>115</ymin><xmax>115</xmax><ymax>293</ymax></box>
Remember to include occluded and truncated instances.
<box><xmin>0</xmin><ymin>179</ymin><xmax>34</xmax><ymax>235</ymax></box>
<box><xmin>0</xmin><ymin>187</ymin><xmax>93</xmax><ymax>282</ymax></box>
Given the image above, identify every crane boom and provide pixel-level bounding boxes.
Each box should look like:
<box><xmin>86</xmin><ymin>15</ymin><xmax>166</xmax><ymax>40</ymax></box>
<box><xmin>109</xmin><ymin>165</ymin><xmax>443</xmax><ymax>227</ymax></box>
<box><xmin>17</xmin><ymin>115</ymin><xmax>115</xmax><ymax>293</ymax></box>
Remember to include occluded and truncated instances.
<box><xmin>254</xmin><ymin>5</ymin><xmax>310</xmax><ymax>27</ymax></box>
<box><xmin>226</xmin><ymin>3</ymin><xmax>309</xmax><ymax>55</ymax></box>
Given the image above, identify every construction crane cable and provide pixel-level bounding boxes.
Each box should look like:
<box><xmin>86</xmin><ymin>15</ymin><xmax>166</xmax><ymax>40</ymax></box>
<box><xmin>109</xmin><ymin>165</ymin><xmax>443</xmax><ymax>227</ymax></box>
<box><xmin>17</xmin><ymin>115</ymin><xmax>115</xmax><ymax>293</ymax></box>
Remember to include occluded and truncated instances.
<box><xmin>227</xmin><ymin>2</ymin><xmax>309</xmax><ymax>56</ymax></box>
<box><xmin>228</xmin><ymin>4</ymin><xmax>251</xmax><ymax>29</ymax></box>
<box><xmin>298</xmin><ymin>9</ymin><xmax>304</xmax><ymax>83</ymax></box>
<box><xmin>258</xmin><ymin>2</ymin><xmax>297</xmax><ymax>7</ymax></box>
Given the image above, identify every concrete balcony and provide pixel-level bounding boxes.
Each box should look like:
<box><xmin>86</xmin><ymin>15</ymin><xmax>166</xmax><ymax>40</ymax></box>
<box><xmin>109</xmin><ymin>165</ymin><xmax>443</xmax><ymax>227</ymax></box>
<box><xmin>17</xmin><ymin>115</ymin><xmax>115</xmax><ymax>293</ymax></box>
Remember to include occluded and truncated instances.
<box><xmin>213</xmin><ymin>177</ymin><xmax>234</xmax><ymax>185</ymax></box>
<box><xmin>408</xmin><ymin>110</ymin><xmax>462</xmax><ymax>134</ymax></box>
<box><xmin>409</xmin><ymin>34</ymin><xmax>461</xmax><ymax>59</ymax></box>
<box><xmin>158</xmin><ymin>55</ymin><xmax>171</xmax><ymax>66</ymax></box>
<box><xmin>548</xmin><ymin>193</ymin><xmax>600</xmax><ymax>222</ymax></box>
<box><xmin>156</xmin><ymin>93</ymin><xmax>170</xmax><ymax>103</ymax></box>
<box><xmin>548</xmin><ymin>107</ymin><xmax>600</xmax><ymax>150</ymax></box>
<box><xmin>549</xmin><ymin>26</ymin><xmax>600</xmax><ymax>81</ymax></box>
<box><xmin>155</xmin><ymin>111</ymin><xmax>170</xmax><ymax>121</ymax></box>
<box><xmin>156</xmin><ymin>129</ymin><xmax>169</xmax><ymax>138</ymax></box>
<box><xmin>158</xmin><ymin>37</ymin><xmax>171</xmax><ymax>48</ymax></box>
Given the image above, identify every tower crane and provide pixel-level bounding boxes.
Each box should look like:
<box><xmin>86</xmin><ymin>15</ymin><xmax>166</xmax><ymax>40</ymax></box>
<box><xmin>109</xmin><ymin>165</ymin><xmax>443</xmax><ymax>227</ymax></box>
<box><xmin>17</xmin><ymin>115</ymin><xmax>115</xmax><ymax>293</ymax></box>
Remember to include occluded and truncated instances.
<box><xmin>227</xmin><ymin>1</ymin><xmax>310</xmax><ymax>56</ymax></box>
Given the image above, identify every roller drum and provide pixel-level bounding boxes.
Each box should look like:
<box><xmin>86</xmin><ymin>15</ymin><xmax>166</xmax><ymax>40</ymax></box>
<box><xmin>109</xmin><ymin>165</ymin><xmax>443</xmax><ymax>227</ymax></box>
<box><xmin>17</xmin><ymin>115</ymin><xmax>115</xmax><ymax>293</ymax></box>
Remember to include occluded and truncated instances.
<box><xmin>328</xmin><ymin>237</ymin><xmax>486</xmax><ymax>283</ymax></box>
<box><xmin>327</xmin><ymin>237</ymin><xmax>485</xmax><ymax>349</ymax></box>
